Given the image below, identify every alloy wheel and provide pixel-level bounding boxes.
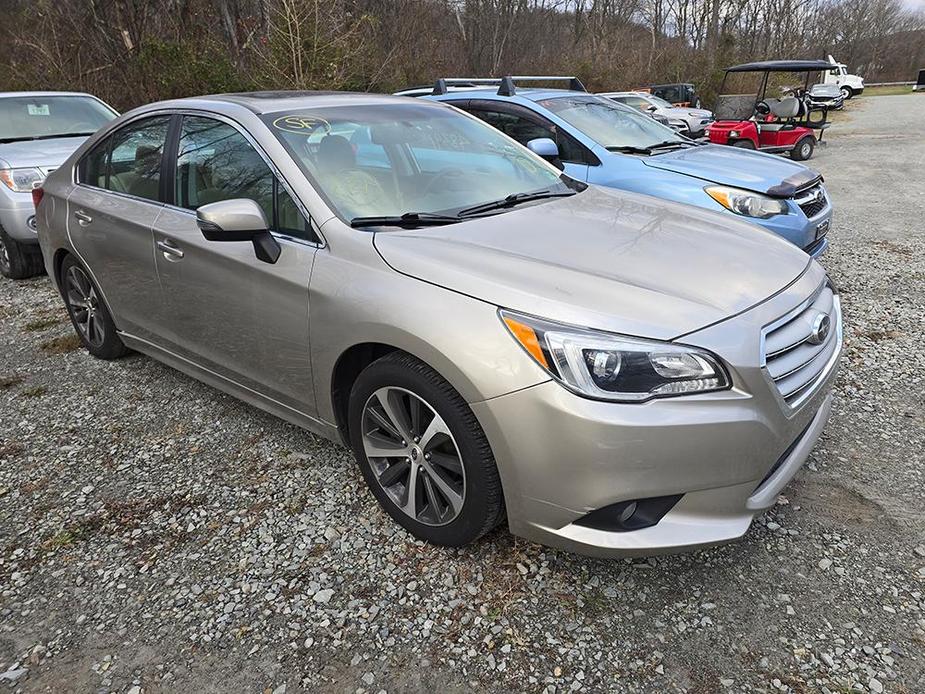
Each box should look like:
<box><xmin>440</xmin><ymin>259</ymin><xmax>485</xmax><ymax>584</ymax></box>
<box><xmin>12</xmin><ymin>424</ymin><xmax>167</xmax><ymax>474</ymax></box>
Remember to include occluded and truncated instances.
<box><xmin>64</xmin><ymin>265</ymin><xmax>105</xmax><ymax>347</ymax></box>
<box><xmin>361</xmin><ymin>386</ymin><xmax>466</xmax><ymax>526</ymax></box>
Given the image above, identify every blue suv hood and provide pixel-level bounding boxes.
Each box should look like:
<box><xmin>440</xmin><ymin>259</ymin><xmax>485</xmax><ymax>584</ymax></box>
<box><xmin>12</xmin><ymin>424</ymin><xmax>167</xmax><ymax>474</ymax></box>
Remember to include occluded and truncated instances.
<box><xmin>641</xmin><ymin>144</ymin><xmax>820</xmax><ymax>196</ymax></box>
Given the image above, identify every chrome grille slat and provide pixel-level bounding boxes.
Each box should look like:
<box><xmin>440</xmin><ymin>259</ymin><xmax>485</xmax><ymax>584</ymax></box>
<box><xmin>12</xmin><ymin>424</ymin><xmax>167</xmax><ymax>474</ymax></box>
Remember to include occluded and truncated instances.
<box><xmin>762</xmin><ymin>283</ymin><xmax>841</xmax><ymax>408</ymax></box>
<box><xmin>793</xmin><ymin>183</ymin><xmax>828</xmax><ymax>219</ymax></box>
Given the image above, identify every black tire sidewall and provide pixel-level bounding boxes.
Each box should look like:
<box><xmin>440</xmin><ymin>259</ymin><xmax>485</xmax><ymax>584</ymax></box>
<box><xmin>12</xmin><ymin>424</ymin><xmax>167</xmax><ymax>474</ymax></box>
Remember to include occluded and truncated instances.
<box><xmin>792</xmin><ymin>137</ymin><xmax>815</xmax><ymax>161</ymax></box>
<box><xmin>0</xmin><ymin>226</ymin><xmax>43</xmax><ymax>280</ymax></box>
<box><xmin>732</xmin><ymin>140</ymin><xmax>755</xmax><ymax>149</ymax></box>
<box><xmin>59</xmin><ymin>255</ymin><xmax>127</xmax><ymax>360</ymax></box>
<box><xmin>347</xmin><ymin>353</ymin><xmax>503</xmax><ymax>547</ymax></box>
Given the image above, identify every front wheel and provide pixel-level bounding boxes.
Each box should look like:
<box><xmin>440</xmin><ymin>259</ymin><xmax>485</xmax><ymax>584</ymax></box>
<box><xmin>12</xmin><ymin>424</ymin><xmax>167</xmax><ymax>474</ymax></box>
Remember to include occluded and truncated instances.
<box><xmin>840</xmin><ymin>86</ymin><xmax>853</xmax><ymax>100</ymax></box>
<box><xmin>732</xmin><ymin>139</ymin><xmax>755</xmax><ymax>149</ymax></box>
<box><xmin>0</xmin><ymin>225</ymin><xmax>44</xmax><ymax>280</ymax></box>
<box><xmin>347</xmin><ymin>352</ymin><xmax>505</xmax><ymax>547</ymax></box>
<box><xmin>790</xmin><ymin>136</ymin><xmax>816</xmax><ymax>161</ymax></box>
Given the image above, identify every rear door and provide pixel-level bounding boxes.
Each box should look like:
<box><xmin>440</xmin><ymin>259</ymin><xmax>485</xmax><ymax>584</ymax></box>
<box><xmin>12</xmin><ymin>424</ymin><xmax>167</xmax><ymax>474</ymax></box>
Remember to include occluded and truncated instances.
<box><xmin>67</xmin><ymin>115</ymin><xmax>171</xmax><ymax>340</ymax></box>
<box><xmin>152</xmin><ymin>114</ymin><xmax>320</xmax><ymax>413</ymax></box>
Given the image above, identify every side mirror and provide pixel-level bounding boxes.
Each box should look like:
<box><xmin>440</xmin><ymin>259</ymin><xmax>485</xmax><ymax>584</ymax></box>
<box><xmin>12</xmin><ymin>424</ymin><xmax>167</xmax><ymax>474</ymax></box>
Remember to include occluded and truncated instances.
<box><xmin>646</xmin><ymin>105</ymin><xmax>658</xmax><ymax>112</ymax></box>
<box><xmin>526</xmin><ymin>137</ymin><xmax>562</xmax><ymax>169</ymax></box>
<box><xmin>196</xmin><ymin>198</ymin><xmax>281</xmax><ymax>264</ymax></box>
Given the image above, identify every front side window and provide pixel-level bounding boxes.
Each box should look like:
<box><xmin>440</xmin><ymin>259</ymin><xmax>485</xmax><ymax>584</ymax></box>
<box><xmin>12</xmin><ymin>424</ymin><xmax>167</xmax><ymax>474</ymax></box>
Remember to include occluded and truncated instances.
<box><xmin>176</xmin><ymin>116</ymin><xmax>313</xmax><ymax>241</ymax></box>
<box><xmin>262</xmin><ymin>103</ymin><xmax>566</xmax><ymax>222</ymax></box>
<box><xmin>79</xmin><ymin>115</ymin><xmax>171</xmax><ymax>202</ymax></box>
<box><xmin>467</xmin><ymin>107</ymin><xmax>593</xmax><ymax>166</ymax></box>
<box><xmin>0</xmin><ymin>95</ymin><xmax>116</xmax><ymax>144</ymax></box>
<box><xmin>538</xmin><ymin>95</ymin><xmax>686</xmax><ymax>150</ymax></box>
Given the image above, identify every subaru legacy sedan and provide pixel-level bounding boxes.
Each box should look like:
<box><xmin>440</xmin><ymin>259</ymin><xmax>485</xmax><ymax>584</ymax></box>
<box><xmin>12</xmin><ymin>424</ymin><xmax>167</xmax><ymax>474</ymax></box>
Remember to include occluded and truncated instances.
<box><xmin>426</xmin><ymin>82</ymin><xmax>832</xmax><ymax>257</ymax></box>
<box><xmin>0</xmin><ymin>91</ymin><xmax>118</xmax><ymax>278</ymax></box>
<box><xmin>35</xmin><ymin>92</ymin><xmax>841</xmax><ymax>556</ymax></box>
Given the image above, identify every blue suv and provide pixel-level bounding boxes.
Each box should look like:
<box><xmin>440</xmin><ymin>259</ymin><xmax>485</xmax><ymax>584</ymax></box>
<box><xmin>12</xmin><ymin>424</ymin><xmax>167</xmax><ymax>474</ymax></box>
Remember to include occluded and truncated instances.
<box><xmin>418</xmin><ymin>77</ymin><xmax>832</xmax><ymax>257</ymax></box>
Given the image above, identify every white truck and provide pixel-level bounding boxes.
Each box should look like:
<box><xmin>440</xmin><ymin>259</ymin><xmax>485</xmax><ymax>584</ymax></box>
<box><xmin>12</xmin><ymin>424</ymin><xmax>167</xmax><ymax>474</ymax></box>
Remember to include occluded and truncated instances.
<box><xmin>823</xmin><ymin>55</ymin><xmax>865</xmax><ymax>99</ymax></box>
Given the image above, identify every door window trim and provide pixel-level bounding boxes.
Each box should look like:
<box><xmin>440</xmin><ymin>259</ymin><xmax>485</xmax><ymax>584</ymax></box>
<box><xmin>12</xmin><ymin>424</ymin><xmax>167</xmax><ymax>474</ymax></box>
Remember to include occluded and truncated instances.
<box><xmin>461</xmin><ymin>99</ymin><xmax>601</xmax><ymax>167</ymax></box>
<box><xmin>164</xmin><ymin>110</ymin><xmax>324</xmax><ymax>248</ymax></box>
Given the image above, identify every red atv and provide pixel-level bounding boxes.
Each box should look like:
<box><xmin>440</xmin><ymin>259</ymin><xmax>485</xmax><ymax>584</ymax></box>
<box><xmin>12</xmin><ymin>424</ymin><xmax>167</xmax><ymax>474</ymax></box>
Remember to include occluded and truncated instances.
<box><xmin>707</xmin><ymin>60</ymin><xmax>834</xmax><ymax>161</ymax></box>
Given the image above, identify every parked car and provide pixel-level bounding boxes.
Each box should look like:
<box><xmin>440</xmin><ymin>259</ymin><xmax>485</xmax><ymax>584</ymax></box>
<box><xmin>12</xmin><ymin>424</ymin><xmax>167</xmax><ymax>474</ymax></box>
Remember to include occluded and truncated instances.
<box><xmin>823</xmin><ymin>55</ymin><xmax>864</xmax><ymax>100</ymax></box>
<box><xmin>35</xmin><ymin>91</ymin><xmax>841</xmax><ymax>556</ymax></box>
<box><xmin>644</xmin><ymin>83</ymin><xmax>703</xmax><ymax>108</ymax></box>
<box><xmin>599</xmin><ymin>90</ymin><xmax>714</xmax><ymax>138</ymax></box>
<box><xmin>808</xmin><ymin>83</ymin><xmax>845</xmax><ymax>110</ymax></box>
<box><xmin>0</xmin><ymin>91</ymin><xmax>118</xmax><ymax>278</ymax></box>
<box><xmin>425</xmin><ymin>76</ymin><xmax>832</xmax><ymax>257</ymax></box>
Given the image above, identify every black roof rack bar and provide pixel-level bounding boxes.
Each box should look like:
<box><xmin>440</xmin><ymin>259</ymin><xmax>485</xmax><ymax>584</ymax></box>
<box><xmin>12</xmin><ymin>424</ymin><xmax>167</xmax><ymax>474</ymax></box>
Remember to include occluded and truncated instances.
<box><xmin>431</xmin><ymin>76</ymin><xmax>587</xmax><ymax>97</ymax></box>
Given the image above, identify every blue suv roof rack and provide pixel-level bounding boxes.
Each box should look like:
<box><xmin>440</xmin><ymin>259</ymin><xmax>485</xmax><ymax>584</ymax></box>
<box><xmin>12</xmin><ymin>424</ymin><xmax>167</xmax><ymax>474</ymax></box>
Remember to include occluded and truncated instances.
<box><xmin>431</xmin><ymin>75</ymin><xmax>587</xmax><ymax>97</ymax></box>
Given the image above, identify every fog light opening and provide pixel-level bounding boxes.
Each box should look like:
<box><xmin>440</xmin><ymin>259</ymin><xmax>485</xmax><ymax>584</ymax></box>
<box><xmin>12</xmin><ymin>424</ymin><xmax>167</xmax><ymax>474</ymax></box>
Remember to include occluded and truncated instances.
<box><xmin>27</xmin><ymin>215</ymin><xmax>37</xmax><ymax>230</ymax></box>
<box><xmin>573</xmin><ymin>494</ymin><xmax>683</xmax><ymax>533</ymax></box>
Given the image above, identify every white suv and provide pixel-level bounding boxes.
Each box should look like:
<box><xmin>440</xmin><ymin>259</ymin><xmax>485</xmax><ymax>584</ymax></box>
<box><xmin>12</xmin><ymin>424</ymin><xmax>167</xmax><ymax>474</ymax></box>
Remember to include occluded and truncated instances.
<box><xmin>599</xmin><ymin>91</ymin><xmax>714</xmax><ymax>138</ymax></box>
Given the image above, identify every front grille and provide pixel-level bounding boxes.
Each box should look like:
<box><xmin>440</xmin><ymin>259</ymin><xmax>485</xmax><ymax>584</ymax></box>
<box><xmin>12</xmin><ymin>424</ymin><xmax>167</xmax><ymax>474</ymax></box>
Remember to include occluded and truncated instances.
<box><xmin>762</xmin><ymin>283</ymin><xmax>841</xmax><ymax>408</ymax></box>
<box><xmin>794</xmin><ymin>184</ymin><xmax>828</xmax><ymax>219</ymax></box>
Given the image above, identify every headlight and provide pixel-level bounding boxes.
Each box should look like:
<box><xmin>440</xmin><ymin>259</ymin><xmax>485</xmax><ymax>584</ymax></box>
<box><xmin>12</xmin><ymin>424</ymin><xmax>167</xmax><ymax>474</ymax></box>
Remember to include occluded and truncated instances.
<box><xmin>0</xmin><ymin>168</ymin><xmax>45</xmax><ymax>193</ymax></box>
<box><xmin>705</xmin><ymin>185</ymin><xmax>788</xmax><ymax>219</ymax></box>
<box><xmin>501</xmin><ymin>310</ymin><xmax>730</xmax><ymax>402</ymax></box>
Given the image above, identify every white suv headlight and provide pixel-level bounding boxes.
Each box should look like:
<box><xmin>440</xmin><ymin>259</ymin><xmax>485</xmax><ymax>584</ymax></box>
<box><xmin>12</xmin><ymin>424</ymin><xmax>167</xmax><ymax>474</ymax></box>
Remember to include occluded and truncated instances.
<box><xmin>0</xmin><ymin>168</ymin><xmax>45</xmax><ymax>193</ymax></box>
<box><xmin>705</xmin><ymin>185</ymin><xmax>788</xmax><ymax>219</ymax></box>
<box><xmin>501</xmin><ymin>310</ymin><xmax>730</xmax><ymax>402</ymax></box>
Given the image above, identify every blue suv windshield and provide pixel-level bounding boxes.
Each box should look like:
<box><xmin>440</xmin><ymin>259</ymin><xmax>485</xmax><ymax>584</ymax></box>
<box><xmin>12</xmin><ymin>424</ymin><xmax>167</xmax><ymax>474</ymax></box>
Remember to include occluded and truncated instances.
<box><xmin>263</xmin><ymin>103</ymin><xmax>569</xmax><ymax>222</ymax></box>
<box><xmin>538</xmin><ymin>95</ymin><xmax>687</xmax><ymax>150</ymax></box>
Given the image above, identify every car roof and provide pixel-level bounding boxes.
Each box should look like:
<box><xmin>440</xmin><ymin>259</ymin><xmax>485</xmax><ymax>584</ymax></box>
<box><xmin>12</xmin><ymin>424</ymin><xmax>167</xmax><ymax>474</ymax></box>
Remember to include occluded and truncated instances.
<box><xmin>725</xmin><ymin>60</ymin><xmax>836</xmax><ymax>73</ymax></box>
<box><xmin>150</xmin><ymin>91</ymin><xmax>435</xmax><ymax>115</ymax></box>
<box><xmin>435</xmin><ymin>87</ymin><xmax>593</xmax><ymax>102</ymax></box>
<box><xmin>0</xmin><ymin>91</ymin><xmax>102</xmax><ymax>99</ymax></box>
<box><xmin>598</xmin><ymin>91</ymin><xmax>649</xmax><ymax>98</ymax></box>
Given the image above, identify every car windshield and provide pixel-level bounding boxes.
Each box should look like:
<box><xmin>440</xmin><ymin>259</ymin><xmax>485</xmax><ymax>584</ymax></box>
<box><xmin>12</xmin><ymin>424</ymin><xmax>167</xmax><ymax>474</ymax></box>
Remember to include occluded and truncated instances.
<box><xmin>649</xmin><ymin>96</ymin><xmax>675</xmax><ymax>109</ymax></box>
<box><xmin>0</xmin><ymin>95</ymin><xmax>116</xmax><ymax>142</ymax></box>
<box><xmin>538</xmin><ymin>95</ymin><xmax>686</xmax><ymax>150</ymax></box>
<box><xmin>262</xmin><ymin>103</ymin><xmax>569</xmax><ymax>222</ymax></box>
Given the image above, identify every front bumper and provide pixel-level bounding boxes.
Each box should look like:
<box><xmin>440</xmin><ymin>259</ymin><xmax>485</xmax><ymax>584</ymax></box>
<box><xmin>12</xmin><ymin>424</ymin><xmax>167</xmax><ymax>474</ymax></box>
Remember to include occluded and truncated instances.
<box><xmin>472</xmin><ymin>265</ymin><xmax>840</xmax><ymax>556</ymax></box>
<box><xmin>0</xmin><ymin>193</ymin><xmax>40</xmax><ymax>244</ymax></box>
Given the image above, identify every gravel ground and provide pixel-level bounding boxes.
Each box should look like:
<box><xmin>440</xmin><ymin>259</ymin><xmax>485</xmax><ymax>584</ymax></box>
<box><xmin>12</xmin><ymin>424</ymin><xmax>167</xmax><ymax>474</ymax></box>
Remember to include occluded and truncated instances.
<box><xmin>2</xmin><ymin>94</ymin><xmax>924</xmax><ymax>694</ymax></box>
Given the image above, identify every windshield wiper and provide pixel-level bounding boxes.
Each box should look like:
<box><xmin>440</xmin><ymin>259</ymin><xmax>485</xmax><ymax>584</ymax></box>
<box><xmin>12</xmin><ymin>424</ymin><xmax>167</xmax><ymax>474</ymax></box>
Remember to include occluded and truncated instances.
<box><xmin>350</xmin><ymin>212</ymin><xmax>462</xmax><ymax>229</ymax></box>
<box><xmin>647</xmin><ymin>140</ymin><xmax>696</xmax><ymax>150</ymax></box>
<box><xmin>0</xmin><ymin>132</ymin><xmax>96</xmax><ymax>144</ymax></box>
<box><xmin>457</xmin><ymin>189</ymin><xmax>576</xmax><ymax>218</ymax></box>
<box><xmin>605</xmin><ymin>145</ymin><xmax>654</xmax><ymax>154</ymax></box>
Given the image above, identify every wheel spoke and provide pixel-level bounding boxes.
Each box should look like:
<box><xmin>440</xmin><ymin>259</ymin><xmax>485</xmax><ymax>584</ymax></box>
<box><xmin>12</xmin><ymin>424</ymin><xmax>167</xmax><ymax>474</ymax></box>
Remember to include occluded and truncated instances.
<box><xmin>367</xmin><ymin>404</ymin><xmax>402</xmax><ymax>441</ymax></box>
<box><xmin>409</xmin><ymin>395</ymin><xmax>425</xmax><ymax>438</ymax></box>
<box><xmin>421</xmin><ymin>460</ymin><xmax>463</xmax><ymax>514</ymax></box>
<box><xmin>422</xmin><ymin>473</ymin><xmax>446</xmax><ymax>521</ymax></box>
<box><xmin>378</xmin><ymin>459</ymin><xmax>410</xmax><ymax>488</ymax></box>
<box><xmin>376</xmin><ymin>389</ymin><xmax>413</xmax><ymax>443</ymax></box>
<box><xmin>419</xmin><ymin>413</ymin><xmax>450</xmax><ymax>451</ymax></box>
<box><xmin>428</xmin><ymin>450</ymin><xmax>462</xmax><ymax>476</ymax></box>
<box><xmin>401</xmin><ymin>463</ymin><xmax>420</xmax><ymax>516</ymax></box>
<box><xmin>362</xmin><ymin>431</ymin><xmax>406</xmax><ymax>459</ymax></box>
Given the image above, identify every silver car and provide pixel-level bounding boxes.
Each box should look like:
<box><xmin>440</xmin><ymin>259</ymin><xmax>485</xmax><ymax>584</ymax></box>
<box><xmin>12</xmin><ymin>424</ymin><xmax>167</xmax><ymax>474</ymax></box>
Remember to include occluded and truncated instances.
<box><xmin>0</xmin><ymin>91</ymin><xmax>118</xmax><ymax>278</ymax></box>
<box><xmin>600</xmin><ymin>91</ymin><xmax>714</xmax><ymax>138</ymax></box>
<box><xmin>35</xmin><ymin>92</ymin><xmax>841</xmax><ymax>556</ymax></box>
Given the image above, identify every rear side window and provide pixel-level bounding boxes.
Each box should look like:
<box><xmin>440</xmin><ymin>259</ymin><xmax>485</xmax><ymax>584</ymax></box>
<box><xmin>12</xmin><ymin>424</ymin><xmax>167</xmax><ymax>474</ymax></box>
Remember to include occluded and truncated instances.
<box><xmin>78</xmin><ymin>115</ymin><xmax>171</xmax><ymax>203</ymax></box>
<box><xmin>175</xmin><ymin>115</ymin><xmax>315</xmax><ymax>242</ymax></box>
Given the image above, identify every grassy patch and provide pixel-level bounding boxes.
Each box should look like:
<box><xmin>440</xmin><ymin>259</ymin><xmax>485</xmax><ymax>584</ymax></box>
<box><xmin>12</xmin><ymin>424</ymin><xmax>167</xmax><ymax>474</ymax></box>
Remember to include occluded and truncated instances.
<box><xmin>41</xmin><ymin>529</ymin><xmax>77</xmax><ymax>551</ymax></box>
<box><xmin>20</xmin><ymin>385</ymin><xmax>48</xmax><ymax>398</ymax></box>
<box><xmin>23</xmin><ymin>315</ymin><xmax>65</xmax><ymax>332</ymax></box>
<box><xmin>863</xmin><ymin>85</ymin><xmax>918</xmax><ymax>97</ymax></box>
<box><xmin>0</xmin><ymin>375</ymin><xmax>24</xmax><ymax>389</ymax></box>
<box><xmin>40</xmin><ymin>334</ymin><xmax>82</xmax><ymax>354</ymax></box>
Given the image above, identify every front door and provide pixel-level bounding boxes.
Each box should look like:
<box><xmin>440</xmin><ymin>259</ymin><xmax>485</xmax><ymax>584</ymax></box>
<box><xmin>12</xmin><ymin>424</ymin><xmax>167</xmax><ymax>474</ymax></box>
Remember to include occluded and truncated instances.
<box><xmin>152</xmin><ymin>115</ymin><xmax>319</xmax><ymax>413</ymax></box>
<box><xmin>67</xmin><ymin>115</ymin><xmax>172</xmax><ymax>340</ymax></box>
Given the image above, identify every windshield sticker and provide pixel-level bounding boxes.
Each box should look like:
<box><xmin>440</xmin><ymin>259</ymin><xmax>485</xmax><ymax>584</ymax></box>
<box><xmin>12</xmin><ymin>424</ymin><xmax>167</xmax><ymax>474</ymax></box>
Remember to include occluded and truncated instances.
<box><xmin>272</xmin><ymin>115</ymin><xmax>330</xmax><ymax>135</ymax></box>
<box><xmin>27</xmin><ymin>104</ymin><xmax>51</xmax><ymax>116</ymax></box>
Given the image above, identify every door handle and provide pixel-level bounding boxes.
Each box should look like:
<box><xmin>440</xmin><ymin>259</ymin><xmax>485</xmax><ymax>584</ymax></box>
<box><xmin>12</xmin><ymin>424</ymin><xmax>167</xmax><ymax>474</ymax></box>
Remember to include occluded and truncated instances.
<box><xmin>74</xmin><ymin>210</ymin><xmax>92</xmax><ymax>226</ymax></box>
<box><xmin>157</xmin><ymin>239</ymin><xmax>184</xmax><ymax>260</ymax></box>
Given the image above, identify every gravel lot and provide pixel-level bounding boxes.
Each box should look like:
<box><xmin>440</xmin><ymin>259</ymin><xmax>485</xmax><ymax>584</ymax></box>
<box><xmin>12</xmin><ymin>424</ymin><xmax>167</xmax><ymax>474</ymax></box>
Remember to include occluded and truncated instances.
<box><xmin>2</xmin><ymin>94</ymin><xmax>924</xmax><ymax>694</ymax></box>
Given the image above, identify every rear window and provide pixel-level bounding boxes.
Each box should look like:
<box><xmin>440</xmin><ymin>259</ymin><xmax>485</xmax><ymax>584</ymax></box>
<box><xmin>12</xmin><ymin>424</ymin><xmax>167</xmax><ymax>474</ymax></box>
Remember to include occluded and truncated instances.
<box><xmin>0</xmin><ymin>96</ymin><xmax>117</xmax><ymax>143</ymax></box>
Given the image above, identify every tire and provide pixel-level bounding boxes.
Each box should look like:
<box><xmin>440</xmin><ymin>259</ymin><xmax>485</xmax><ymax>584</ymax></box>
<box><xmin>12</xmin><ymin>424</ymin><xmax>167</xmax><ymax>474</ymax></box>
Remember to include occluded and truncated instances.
<box><xmin>0</xmin><ymin>225</ymin><xmax>45</xmax><ymax>280</ymax></box>
<box><xmin>347</xmin><ymin>351</ymin><xmax>505</xmax><ymax>547</ymax></box>
<box><xmin>732</xmin><ymin>139</ymin><xmax>755</xmax><ymax>149</ymax></box>
<box><xmin>790</xmin><ymin>136</ymin><xmax>815</xmax><ymax>161</ymax></box>
<box><xmin>840</xmin><ymin>86</ymin><xmax>853</xmax><ymax>100</ymax></box>
<box><xmin>59</xmin><ymin>254</ymin><xmax>129</xmax><ymax>360</ymax></box>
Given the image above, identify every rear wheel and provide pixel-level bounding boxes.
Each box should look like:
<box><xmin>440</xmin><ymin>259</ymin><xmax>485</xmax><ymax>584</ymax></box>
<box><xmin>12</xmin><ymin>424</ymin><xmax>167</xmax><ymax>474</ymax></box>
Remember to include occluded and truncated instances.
<box><xmin>347</xmin><ymin>351</ymin><xmax>505</xmax><ymax>547</ymax></box>
<box><xmin>732</xmin><ymin>139</ymin><xmax>755</xmax><ymax>149</ymax></box>
<box><xmin>59</xmin><ymin>255</ymin><xmax>129</xmax><ymax>360</ymax></box>
<box><xmin>790</xmin><ymin>136</ymin><xmax>816</xmax><ymax>161</ymax></box>
<box><xmin>0</xmin><ymin>225</ymin><xmax>44</xmax><ymax>280</ymax></box>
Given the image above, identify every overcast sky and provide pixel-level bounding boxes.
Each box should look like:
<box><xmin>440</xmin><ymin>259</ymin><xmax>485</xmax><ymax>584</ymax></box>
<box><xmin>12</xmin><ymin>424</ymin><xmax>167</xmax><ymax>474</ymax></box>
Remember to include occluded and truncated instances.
<box><xmin>904</xmin><ymin>0</ymin><xmax>925</xmax><ymax>10</ymax></box>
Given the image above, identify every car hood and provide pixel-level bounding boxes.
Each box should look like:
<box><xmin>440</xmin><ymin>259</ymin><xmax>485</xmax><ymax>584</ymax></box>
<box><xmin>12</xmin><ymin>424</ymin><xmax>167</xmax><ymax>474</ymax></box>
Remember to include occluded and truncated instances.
<box><xmin>665</xmin><ymin>106</ymin><xmax>712</xmax><ymax>119</ymax></box>
<box><xmin>373</xmin><ymin>186</ymin><xmax>810</xmax><ymax>340</ymax></box>
<box><xmin>641</xmin><ymin>144</ymin><xmax>820</xmax><ymax>196</ymax></box>
<box><xmin>0</xmin><ymin>136</ymin><xmax>89</xmax><ymax>169</ymax></box>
